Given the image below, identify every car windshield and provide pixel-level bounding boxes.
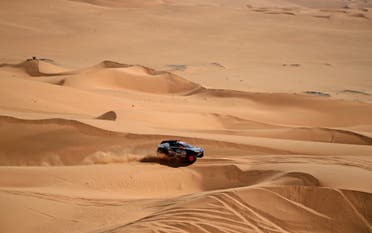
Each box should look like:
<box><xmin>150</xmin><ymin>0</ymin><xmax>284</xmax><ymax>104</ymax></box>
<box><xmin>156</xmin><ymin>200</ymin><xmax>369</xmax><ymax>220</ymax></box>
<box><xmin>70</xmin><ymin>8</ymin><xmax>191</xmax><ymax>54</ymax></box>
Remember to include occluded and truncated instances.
<box><xmin>178</xmin><ymin>141</ymin><xmax>191</xmax><ymax>148</ymax></box>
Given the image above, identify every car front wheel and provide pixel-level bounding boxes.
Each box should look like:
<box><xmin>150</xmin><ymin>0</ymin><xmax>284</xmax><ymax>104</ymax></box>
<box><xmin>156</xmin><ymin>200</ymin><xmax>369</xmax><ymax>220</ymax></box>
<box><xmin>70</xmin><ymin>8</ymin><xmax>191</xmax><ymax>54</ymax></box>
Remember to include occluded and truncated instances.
<box><xmin>186</xmin><ymin>154</ymin><xmax>197</xmax><ymax>165</ymax></box>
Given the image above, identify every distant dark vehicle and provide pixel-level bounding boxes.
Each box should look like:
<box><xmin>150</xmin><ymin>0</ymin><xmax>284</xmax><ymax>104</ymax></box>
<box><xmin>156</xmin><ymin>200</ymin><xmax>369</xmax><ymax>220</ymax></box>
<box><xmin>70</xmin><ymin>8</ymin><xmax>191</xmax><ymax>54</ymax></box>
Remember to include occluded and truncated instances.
<box><xmin>157</xmin><ymin>140</ymin><xmax>204</xmax><ymax>164</ymax></box>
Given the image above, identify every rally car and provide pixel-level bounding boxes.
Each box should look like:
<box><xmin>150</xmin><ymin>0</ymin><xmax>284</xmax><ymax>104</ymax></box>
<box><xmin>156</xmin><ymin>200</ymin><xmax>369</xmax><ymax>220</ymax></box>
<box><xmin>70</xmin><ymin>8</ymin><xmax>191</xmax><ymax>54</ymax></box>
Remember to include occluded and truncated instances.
<box><xmin>157</xmin><ymin>140</ymin><xmax>204</xmax><ymax>164</ymax></box>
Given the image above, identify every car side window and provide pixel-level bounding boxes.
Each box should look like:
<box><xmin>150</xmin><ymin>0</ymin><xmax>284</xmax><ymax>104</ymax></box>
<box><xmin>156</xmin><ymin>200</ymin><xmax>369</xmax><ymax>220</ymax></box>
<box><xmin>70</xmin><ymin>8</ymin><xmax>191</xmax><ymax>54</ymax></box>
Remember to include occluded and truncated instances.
<box><xmin>176</xmin><ymin>143</ymin><xmax>184</xmax><ymax>148</ymax></box>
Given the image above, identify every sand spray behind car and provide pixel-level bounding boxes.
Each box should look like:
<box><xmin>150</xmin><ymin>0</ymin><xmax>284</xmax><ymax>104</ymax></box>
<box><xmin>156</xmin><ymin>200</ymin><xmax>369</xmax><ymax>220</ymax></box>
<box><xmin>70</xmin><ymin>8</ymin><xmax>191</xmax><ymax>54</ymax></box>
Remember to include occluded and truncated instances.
<box><xmin>81</xmin><ymin>151</ymin><xmax>144</xmax><ymax>165</ymax></box>
<box><xmin>80</xmin><ymin>147</ymin><xmax>172</xmax><ymax>165</ymax></box>
<box><xmin>80</xmin><ymin>145</ymin><xmax>151</xmax><ymax>165</ymax></box>
<box><xmin>81</xmin><ymin>151</ymin><xmax>195</xmax><ymax>167</ymax></box>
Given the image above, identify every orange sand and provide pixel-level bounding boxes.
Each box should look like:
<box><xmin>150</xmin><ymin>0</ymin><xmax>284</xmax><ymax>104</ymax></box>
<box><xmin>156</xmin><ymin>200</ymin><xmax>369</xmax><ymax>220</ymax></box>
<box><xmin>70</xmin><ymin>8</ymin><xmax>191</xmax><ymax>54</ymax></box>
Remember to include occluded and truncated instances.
<box><xmin>0</xmin><ymin>1</ymin><xmax>372</xmax><ymax>233</ymax></box>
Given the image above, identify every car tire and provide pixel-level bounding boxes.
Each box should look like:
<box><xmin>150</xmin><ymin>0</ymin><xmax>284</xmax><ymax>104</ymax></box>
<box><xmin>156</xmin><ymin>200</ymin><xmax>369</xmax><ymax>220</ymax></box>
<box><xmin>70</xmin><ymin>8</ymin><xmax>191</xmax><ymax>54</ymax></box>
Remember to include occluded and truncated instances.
<box><xmin>157</xmin><ymin>148</ymin><xmax>168</xmax><ymax>156</ymax></box>
<box><xmin>186</xmin><ymin>154</ymin><xmax>197</xmax><ymax>165</ymax></box>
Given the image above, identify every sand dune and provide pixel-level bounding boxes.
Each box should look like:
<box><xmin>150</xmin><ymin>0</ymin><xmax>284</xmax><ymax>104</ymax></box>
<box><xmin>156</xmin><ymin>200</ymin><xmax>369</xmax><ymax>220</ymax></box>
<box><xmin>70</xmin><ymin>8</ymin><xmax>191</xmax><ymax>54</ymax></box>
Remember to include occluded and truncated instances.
<box><xmin>109</xmin><ymin>187</ymin><xmax>371</xmax><ymax>233</ymax></box>
<box><xmin>62</xmin><ymin>64</ymin><xmax>202</xmax><ymax>94</ymax></box>
<box><xmin>71</xmin><ymin>0</ymin><xmax>166</xmax><ymax>8</ymax></box>
<box><xmin>1</xmin><ymin>161</ymin><xmax>371</xmax><ymax>233</ymax></box>
<box><xmin>0</xmin><ymin>59</ymin><xmax>70</xmax><ymax>77</ymax></box>
<box><xmin>0</xmin><ymin>115</ymin><xmax>295</xmax><ymax>166</ymax></box>
<box><xmin>1</xmin><ymin>59</ymin><xmax>202</xmax><ymax>94</ymax></box>
<box><xmin>2</xmin><ymin>60</ymin><xmax>372</xmax><ymax>128</ymax></box>
<box><xmin>245</xmin><ymin>0</ymin><xmax>372</xmax><ymax>8</ymax></box>
<box><xmin>1</xmin><ymin>98</ymin><xmax>371</xmax><ymax>232</ymax></box>
<box><xmin>1</xmin><ymin>0</ymin><xmax>372</xmax><ymax>233</ymax></box>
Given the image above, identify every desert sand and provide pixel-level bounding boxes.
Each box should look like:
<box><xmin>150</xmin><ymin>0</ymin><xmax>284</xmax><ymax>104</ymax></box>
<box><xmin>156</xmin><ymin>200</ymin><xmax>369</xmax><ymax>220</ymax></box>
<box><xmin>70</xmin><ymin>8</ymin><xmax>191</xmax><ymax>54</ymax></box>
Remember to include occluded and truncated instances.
<box><xmin>1</xmin><ymin>0</ymin><xmax>372</xmax><ymax>233</ymax></box>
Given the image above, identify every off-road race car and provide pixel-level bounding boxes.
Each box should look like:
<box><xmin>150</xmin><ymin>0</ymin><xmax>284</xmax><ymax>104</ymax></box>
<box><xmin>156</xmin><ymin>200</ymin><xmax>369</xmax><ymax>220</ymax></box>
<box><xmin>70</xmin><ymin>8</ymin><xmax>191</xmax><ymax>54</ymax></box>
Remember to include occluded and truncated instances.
<box><xmin>157</xmin><ymin>140</ymin><xmax>204</xmax><ymax>165</ymax></box>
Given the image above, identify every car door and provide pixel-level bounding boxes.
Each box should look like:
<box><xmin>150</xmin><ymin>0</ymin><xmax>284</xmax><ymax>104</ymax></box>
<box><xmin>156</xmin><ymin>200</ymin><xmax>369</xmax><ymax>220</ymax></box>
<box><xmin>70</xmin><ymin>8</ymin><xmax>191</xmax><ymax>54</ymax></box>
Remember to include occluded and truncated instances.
<box><xmin>172</xmin><ymin>142</ymin><xmax>186</xmax><ymax>156</ymax></box>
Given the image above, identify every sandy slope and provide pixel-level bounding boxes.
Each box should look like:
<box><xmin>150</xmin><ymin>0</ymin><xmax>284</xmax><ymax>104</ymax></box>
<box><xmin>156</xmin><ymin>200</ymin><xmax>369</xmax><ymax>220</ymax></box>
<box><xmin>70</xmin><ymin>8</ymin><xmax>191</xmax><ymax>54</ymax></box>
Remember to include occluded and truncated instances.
<box><xmin>1</xmin><ymin>0</ymin><xmax>372</xmax><ymax>233</ymax></box>
<box><xmin>1</xmin><ymin>59</ymin><xmax>372</xmax><ymax>233</ymax></box>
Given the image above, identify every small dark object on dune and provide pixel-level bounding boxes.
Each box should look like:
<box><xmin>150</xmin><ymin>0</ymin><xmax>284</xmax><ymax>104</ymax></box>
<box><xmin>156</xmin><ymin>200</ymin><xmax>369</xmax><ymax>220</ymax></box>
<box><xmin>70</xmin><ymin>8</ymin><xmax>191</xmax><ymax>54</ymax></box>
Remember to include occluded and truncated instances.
<box><xmin>26</xmin><ymin>57</ymin><xmax>56</xmax><ymax>64</ymax></box>
<box><xmin>282</xmin><ymin>63</ymin><xmax>301</xmax><ymax>67</ymax></box>
<box><xmin>304</xmin><ymin>91</ymin><xmax>330</xmax><ymax>97</ymax></box>
<box><xmin>341</xmin><ymin>90</ymin><xmax>370</xmax><ymax>96</ymax></box>
<box><xmin>167</xmin><ymin>64</ymin><xmax>187</xmax><ymax>71</ymax></box>
<box><xmin>210</xmin><ymin>62</ymin><xmax>226</xmax><ymax>69</ymax></box>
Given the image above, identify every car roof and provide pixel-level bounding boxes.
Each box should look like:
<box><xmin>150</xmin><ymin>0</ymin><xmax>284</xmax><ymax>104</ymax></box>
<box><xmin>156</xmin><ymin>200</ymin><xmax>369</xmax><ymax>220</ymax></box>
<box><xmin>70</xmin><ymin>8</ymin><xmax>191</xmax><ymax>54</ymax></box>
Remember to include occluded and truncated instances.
<box><xmin>160</xmin><ymin>140</ymin><xmax>179</xmax><ymax>144</ymax></box>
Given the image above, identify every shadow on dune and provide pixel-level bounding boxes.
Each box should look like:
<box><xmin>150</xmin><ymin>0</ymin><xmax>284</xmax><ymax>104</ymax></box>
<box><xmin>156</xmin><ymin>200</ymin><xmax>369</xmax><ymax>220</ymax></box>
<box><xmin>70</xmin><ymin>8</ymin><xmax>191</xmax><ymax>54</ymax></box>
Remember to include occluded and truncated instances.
<box><xmin>96</xmin><ymin>110</ymin><xmax>117</xmax><ymax>121</ymax></box>
<box><xmin>139</xmin><ymin>156</ymin><xmax>193</xmax><ymax>168</ymax></box>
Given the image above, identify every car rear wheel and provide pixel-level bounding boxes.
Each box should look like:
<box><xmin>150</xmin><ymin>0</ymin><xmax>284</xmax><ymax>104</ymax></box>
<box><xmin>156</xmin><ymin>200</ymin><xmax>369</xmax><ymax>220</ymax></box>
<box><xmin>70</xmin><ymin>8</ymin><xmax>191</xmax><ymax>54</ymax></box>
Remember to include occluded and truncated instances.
<box><xmin>157</xmin><ymin>148</ymin><xmax>168</xmax><ymax>158</ymax></box>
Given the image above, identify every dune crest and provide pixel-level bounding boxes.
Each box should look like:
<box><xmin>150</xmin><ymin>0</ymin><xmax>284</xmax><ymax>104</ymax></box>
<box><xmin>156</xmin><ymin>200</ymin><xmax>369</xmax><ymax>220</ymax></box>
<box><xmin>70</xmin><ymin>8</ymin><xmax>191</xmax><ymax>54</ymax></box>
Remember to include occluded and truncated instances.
<box><xmin>0</xmin><ymin>59</ymin><xmax>202</xmax><ymax>95</ymax></box>
<box><xmin>71</xmin><ymin>0</ymin><xmax>166</xmax><ymax>8</ymax></box>
<box><xmin>0</xmin><ymin>59</ymin><xmax>69</xmax><ymax>77</ymax></box>
<box><xmin>63</xmin><ymin>62</ymin><xmax>202</xmax><ymax>94</ymax></box>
